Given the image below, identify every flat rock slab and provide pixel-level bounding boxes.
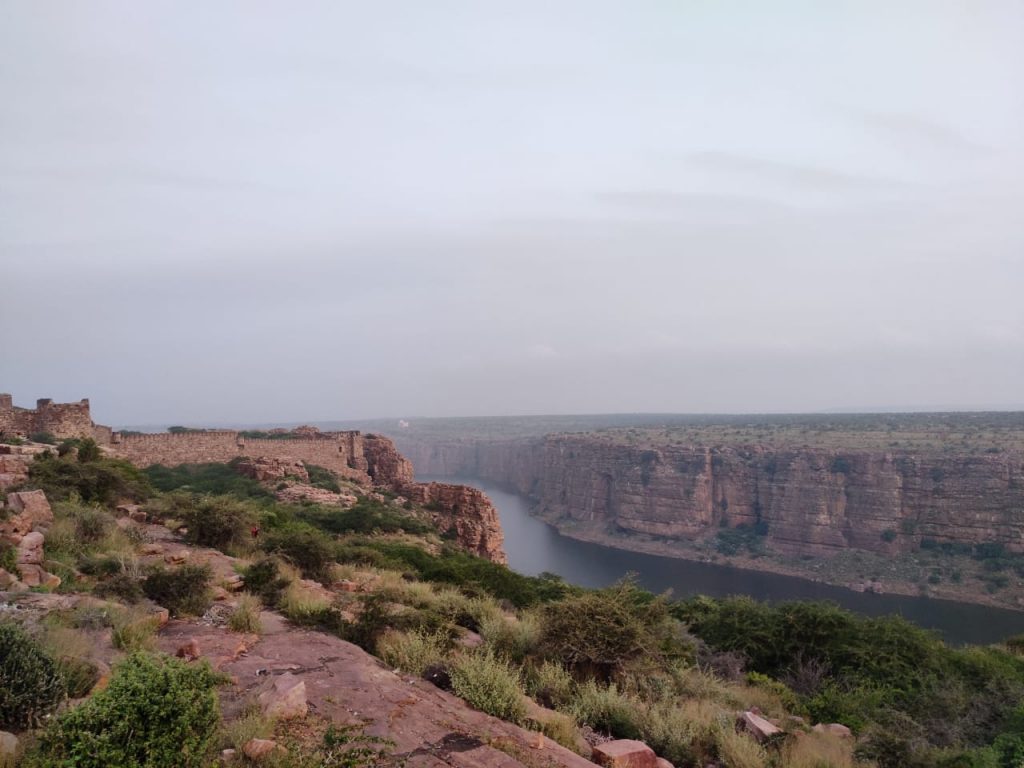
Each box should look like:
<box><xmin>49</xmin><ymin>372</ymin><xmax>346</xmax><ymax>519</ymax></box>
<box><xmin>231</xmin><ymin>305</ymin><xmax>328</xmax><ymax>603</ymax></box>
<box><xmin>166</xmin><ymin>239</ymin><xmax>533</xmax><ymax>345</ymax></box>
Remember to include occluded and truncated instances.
<box><xmin>157</xmin><ymin>614</ymin><xmax>594</xmax><ymax>768</ymax></box>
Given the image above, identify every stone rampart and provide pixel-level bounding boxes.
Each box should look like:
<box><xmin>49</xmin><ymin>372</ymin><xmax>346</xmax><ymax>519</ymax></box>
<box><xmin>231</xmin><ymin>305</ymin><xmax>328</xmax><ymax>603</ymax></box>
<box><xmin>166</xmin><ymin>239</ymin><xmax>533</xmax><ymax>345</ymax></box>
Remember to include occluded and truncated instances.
<box><xmin>112</xmin><ymin>431</ymin><xmax>372</xmax><ymax>482</ymax></box>
<box><xmin>0</xmin><ymin>394</ymin><xmax>98</xmax><ymax>440</ymax></box>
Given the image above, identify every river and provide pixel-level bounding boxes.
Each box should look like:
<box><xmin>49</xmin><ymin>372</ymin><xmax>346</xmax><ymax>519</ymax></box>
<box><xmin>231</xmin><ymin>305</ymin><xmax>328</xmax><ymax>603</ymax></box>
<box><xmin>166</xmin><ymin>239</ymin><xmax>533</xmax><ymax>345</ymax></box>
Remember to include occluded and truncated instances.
<box><xmin>423</xmin><ymin>475</ymin><xmax>1024</xmax><ymax>646</ymax></box>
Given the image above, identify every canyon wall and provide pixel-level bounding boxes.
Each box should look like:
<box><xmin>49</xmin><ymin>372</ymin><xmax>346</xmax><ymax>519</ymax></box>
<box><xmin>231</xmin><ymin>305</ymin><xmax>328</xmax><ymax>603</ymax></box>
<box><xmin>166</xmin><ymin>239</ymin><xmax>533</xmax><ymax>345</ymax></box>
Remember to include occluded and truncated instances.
<box><xmin>395</xmin><ymin>435</ymin><xmax>1024</xmax><ymax>556</ymax></box>
<box><xmin>401</xmin><ymin>481</ymin><xmax>507</xmax><ymax>563</ymax></box>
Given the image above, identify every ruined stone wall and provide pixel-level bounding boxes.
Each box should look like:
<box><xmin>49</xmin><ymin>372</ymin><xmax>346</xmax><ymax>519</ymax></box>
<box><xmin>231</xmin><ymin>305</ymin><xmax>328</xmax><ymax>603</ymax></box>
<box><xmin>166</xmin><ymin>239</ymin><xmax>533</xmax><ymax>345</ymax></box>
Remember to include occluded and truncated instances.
<box><xmin>112</xmin><ymin>431</ymin><xmax>371</xmax><ymax>482</ymax></box>
<box><xmin>0</xmin><ymin>394</ymin><xmax>98</xmax><ymax>440</ymax></box>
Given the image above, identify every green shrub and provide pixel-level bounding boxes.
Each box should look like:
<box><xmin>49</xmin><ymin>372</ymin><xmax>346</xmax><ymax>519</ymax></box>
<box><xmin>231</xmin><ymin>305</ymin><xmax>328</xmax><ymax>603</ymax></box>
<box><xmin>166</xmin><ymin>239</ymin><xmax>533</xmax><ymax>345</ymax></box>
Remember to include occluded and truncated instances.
<box><xmin>30</xmin><ymin>652</ymin><xmax>220</xmax><ymax>768</ymax></box>
<box><xmin>0</xmin><ymin>541</ymin><xmax>17</xmax><ymax>573</ymax></box>
<box><xmin>303</xmin><ymin>463</ymin><xmax>342</xmax><ymax>493</ymax></box>
<box><xmin>143</xmin><ymin>462</ymin><xmax>272</xmax><ymax>500</ymax></box>
<box><xmin>569</xmin><ymin>680</ymin><xmax>642</xmax><ymax>739</ymax></box>
<box><xmin>449</xmin><ymin>650</ymin><xmax>526</xmax><ymax>724</ymax></box>
<box><xmin>29</xmin><ymin>432</ymin><xmax>57</xmax><ymax>445</ymax></box>
<box><xmin>142</xmin><ymin>565</ymin><xmax>213</xmax><ymax>617</ymax></box>
<box><xmin>26</xmin><ymin>454</ymin><xmax>152</xmax><ymax>506</ymax></box>
<box><xmin>227</xmin><ymin>595</ymin><xmax>262</xmax><ymax>634</ymax></box>
<box><xmin>0</xmin><ymin>622</ymin><xmax>66</xmax><ymax>730</ymax></box>
<box><xmin>539</xmin><ymin>579</ymin><xmax>684</xmax><ymax>678</ymax></box>
<box><xmin>55</xmin><ymin>656</ymin><xmax>100</xmax><ymax>699</ymax></box>
<box><xmin>260</xmin><ymin>524</ymin><xmax>336</xmax><ymax>582</ymax></box>
<box><xmin>178</xmin><ymin>495</ymin><xmax>259</xmax><ymax>553</ymax></box>
<box><xmin>376</xmin><ymin>629</ymin><xmax>449</xmax><ymax>676</ymax></box>
<box><xmin>297</xmin><ymin>499</ymin><xmax>431</xmax><ymax>536</ymax></box>
<box><xmin>479</xmin><ymin>611</ymin><xmax>541</xmax><ymax>663</ymax></box>
<box><xmin>94</xmin><ymin>573</ymin><xmax>144</xmax><ymax>604</ymax></box>
<box><xmin>525</xmin><ymin>660</ymin><xmax>576</xmax><ymax>709</ymax></box>
<box><xmin>76</xmin><ymin>438</ymin><xmax>101</xmax><ymax>463</ymax></box>
<box><xmin>241</xmin><ymin>557</ymin><xmax>291</xmax><ymax>607</ymax></box>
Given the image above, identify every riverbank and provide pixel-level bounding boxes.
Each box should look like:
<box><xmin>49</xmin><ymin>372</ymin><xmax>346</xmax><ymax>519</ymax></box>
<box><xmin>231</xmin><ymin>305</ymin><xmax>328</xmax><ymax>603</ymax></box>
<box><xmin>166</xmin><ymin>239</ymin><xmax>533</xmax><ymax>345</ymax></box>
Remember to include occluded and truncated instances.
<box><xmin>531</xmin><ymin>508</ymin><xmax>1024</xmax><ymax>614</ymax></box>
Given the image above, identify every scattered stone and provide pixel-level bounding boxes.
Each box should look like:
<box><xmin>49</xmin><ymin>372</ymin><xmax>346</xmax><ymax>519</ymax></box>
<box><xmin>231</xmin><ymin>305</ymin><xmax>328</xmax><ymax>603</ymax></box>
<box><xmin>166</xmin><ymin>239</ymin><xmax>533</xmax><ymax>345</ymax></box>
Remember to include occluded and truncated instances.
<box><xmin>220</xmin><ymin>748</ymin><xmax>237</xmax><ymax>763</ymax></box>
<box><xmin>592</xmin><ymin>739</ymin><xmax>659</xmax><ymax>768</ymax></box>
<box><xmin>141</xmin><ymin>543</ymin><xmax>164</xmax><ymax>555</ymax></box>
<box><xmin>813</xmin><ymin>723</ymin><xmax>853</xmax><ymax>739</ymax></box>
<box><xmin>176</xmin><ymin>638</ymin><xmax>201</xmax><ymax>661</ymax></box>
<box><xmin>456</xmin><ymin>629</ymin><xmax>484</xmax><ymax>649</ymax></box>
<box><xmin>224</xmin><ymin>574</ymin><xmax>244</xmax><ymax>591</ymax></box>
<box><xmin>150</xmin><ymin>607</ymin><xmax>171</xmax><ymax>627</ymax></box>
<box><xmin>258</xmin><ymin>673</ymin><xmax>307</xmax><ymax>720</ymax></box>
<box><xmin>165</xmin><ymin>550</ymin><xmax>190</xmax><ymax>564</ymax></box>
<box><xmin>212</xmin><ymin>586</ymin><xmax>231</xmax><ymax>601</ymax></box>
<box><xmin>236</xmin><ymin>456</ymin><xmax>309</xmax><ymax>483</ymax></box>
<box><xmin>0</xmin><ymin>730</ymin><xmax>18</xmax><ymax>758</ymax></box>
<box><xmin>242</xmin><ymin>738</ymin><xmax>281</xmax><ymax>760</ymax></box>
<box><xmin>332</xmin><ymin>579</ymin><xmax>358</xmax><ymax>592</ymax></box>
<box><xmin>740</xmin><ymin>711</ymin><xmax>782</xmax><ymax>742</ymax></box>
<box><xmin>5</xmin><ymin>489</ymin><xmax>54</xmax><ymax>532</ymax></box>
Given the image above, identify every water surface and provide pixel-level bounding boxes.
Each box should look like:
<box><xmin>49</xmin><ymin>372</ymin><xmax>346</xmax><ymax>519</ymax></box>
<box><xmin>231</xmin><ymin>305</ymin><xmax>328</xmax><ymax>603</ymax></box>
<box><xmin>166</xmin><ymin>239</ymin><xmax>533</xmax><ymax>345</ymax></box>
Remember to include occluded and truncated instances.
<box><xmin>423</xmin><ymin>475</ymin><xmax>1024</xmax><ymax>645</ymax></box>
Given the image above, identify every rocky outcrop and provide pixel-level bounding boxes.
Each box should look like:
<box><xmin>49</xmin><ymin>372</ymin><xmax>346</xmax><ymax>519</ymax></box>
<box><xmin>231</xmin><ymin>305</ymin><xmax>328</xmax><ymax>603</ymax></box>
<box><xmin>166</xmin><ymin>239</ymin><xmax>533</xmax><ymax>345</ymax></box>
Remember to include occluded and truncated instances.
<box><xmin>1</xmin><ymin>490</ymin><xmax>60</xmax><ymax>589</ymax></box>
<box><xmin>401</xmin><ymin>482</ymin><xmax>507</xmax><ymax>564</ymax></box>
<box><xmin>274</xmin><ymin>484</ymin><xmax>358</xmax><ymax>507</ymax></box>
<box><xmin>394</xmin><ymin>434</ymin><xmax>1024</xmax><ymax>557</ymax></box>
<box><xmin>235</xmin><ymin>456</ymin><xmax>309</xmax><ymax>483</ymax></box>
<box><xmin>363</xmin><ymin>434</ymin><xmax>415</xmax><ymax>487</ymax></box>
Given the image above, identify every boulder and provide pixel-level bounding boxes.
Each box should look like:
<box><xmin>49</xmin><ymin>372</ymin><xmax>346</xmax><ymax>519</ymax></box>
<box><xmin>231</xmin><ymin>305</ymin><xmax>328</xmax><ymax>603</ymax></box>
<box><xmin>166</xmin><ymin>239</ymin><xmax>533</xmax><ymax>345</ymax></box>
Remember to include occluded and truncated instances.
<box><xmin>258</xmin><ymin>673</ymin><xmax>307</xmax><ymax>720</ymax></box>
<box><xmin>740</xmin><ymin>711</ymin><xmax>782</xmax><ymax>742</ymax></box>
<box><xmin>242</xmin><ymin>738</ymin><xmax>281</xmax><ymax>760</ymax></box>
<box><xmin>592</xmin><ymin>739</ymin><xmax>659</xmax><ymax>768</ymax></box>
<box><xmin>655</xmin><ymin>759</ymin><xmax>674</xmax><ymax>768</ymax></box>
<box><xmin>813</xmin><ymin>723</ymin><xmax>853</xmax><ymax>739</ymax></box>
<box><xmin>5</xmin><ymin>490</ymin><xmax>53</xmax><ymax>530</ymax></box>
<box><xmin>16</xmin><ymin>531</ymin><xmax>45</xmax><ymax>565</ymax></box>
<box><xmin>0</xmin><ymin>730</ymin><xmax>18</xmax><ymax>758</ymax></box>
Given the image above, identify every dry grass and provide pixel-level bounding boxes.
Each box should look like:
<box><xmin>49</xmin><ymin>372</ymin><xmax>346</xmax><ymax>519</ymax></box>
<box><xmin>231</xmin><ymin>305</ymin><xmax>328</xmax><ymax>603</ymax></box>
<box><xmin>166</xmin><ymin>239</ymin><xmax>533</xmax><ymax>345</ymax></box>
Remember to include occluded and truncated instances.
<box><xmin>716</xmin><ymin>727</ymin><xmax>770</xmax><ymax>768</ymax></box>
<box><xmin>228</xmin><ymin>594</ymin><xmax>263</xmax><ymax>634</ymax></box>
<box><xmin>278</xmin><ymin>581</ymin><xmax>332</xmax><ymax>622</ymax></box>
<box><xmin>110</xmin><ymin>606</ymin><xmax>160</xmax><ymax>652</ymax></box>
<box><xmin>376</xmin><ymin>628</ymin><xmax>449</xmax><ymax>676</ymax></box>
<box><xmin>782</xmin><ymin>731</ymin><xmax>857</xmax><ymax>768</ymax></box>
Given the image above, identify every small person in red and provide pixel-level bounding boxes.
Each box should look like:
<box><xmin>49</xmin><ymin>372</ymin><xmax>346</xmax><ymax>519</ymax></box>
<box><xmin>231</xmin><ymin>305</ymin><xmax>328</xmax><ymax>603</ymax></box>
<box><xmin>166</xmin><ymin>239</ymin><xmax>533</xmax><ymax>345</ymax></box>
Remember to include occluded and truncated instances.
<box><xmin>251</xmin><ymin>525</ymin><xmax>260</xmax><ymax>540</ymax></box>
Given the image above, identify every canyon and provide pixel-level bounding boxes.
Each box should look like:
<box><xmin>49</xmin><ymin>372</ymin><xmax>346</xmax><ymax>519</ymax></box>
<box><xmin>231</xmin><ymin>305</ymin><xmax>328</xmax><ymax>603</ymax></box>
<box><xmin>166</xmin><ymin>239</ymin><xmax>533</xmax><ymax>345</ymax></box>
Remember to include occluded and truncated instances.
<box><xmin>389</xmin><ymin>417</ymin><xmax>1024</xmax><ymax>558</ymax></box>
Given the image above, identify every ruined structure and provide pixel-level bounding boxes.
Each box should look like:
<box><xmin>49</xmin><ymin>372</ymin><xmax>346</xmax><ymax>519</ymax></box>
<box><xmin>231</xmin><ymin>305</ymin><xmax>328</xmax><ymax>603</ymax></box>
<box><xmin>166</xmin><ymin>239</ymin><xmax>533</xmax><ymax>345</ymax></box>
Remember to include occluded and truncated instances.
<box><xmin>0</xmin><ymin>394</ymin><xmax>110</xmax><ymax>442</ymax></box>
<box><xmin>109</xmin><ymin>429</ymin><xmax>413</xmax><ymax>487</ymax></box>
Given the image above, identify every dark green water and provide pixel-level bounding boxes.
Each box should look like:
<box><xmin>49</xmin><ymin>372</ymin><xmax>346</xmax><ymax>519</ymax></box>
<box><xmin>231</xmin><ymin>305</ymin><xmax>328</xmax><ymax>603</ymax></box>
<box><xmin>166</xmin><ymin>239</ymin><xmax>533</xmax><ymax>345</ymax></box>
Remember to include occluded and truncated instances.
<box><xmin>426</xmin><ymin>475</ymin><xmax>1024</xmax><ymax>646</ymax></box>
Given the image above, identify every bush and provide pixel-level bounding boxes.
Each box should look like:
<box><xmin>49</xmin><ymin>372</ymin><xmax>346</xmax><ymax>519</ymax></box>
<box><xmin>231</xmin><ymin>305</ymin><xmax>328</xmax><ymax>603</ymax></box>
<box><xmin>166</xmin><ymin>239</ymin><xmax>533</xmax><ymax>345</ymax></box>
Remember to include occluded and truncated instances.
<box><xmin>479</xmin><ymin>611</ymin><xmax>541</xmax><ymax>663</ymax></box>
<box><xmin>569</xmin><ymin>680</ymin><xmax>642</xmax><ymax>739</ymax></box>
<box><xmin>30</xmin><ymin>652</ymin><xmax>220</xmax><ymax>768</ymax></box>
<box><xmin>111</xmin><ymin>609</ymin><xmax>160</xmax><ymax>652</ymax></box>
<box><xmin>142</xmin><ymin>565</ymin><xmax>213</xmax><ymax>617</ymax></box>
<box><xmin>297</xmin><ymin>499</ymin><xmax>431</xmax><ymax>536</ymax></box>
<box><xmin>377</xmin><ymin>629</ymin><xmax>449</xmax><ymax>677</ymax></box>
<box><xmin>304</xmin><ymin>463</ymin><xmax>342</xmax><ymax>493</ymax></box>
<box><xmin>26</xmin><ymin>454</ymin><xmax>152</xmax><ymax>506</ymax></box>
<box><xmin>55</xmin><ymin>656</ymin><xmax>101</xmax><ymax>699</ymax></box>
<box><xmin>94</xmin><ymin>573</ymin><xmax>144</xmax><ymax>604</ymax></box>
<box><xmin>260</xmin><ymin>524</ymin><xmax>335</xmax><ymax>582</ymax></box>
<box><xmin>227</xmin><ymin>594</ymin><xmax>262</xmax><ymax>634</ymax></box>
<box><xmin>178</xmin><ymin>495</ymin><xmax>259</xmax><ymax>553</ymax></box>
<box><xmin>525</xmin><ymin>660</ymin><xmax>575</xmax><ymax>709</ymax></box>
<box><xmin>76</xmin><ymin>438</ymin><xmax>101</xmax><ymax>463</ymax></box>
<box><xmin>143</xmin><ymin>462</ymin><xmax>272</xmax><ymax>500</ymax></box>
<box><xmin>539</xmin><ymin>579</ymin><xmax>685</xmax><ymax>678</ymax></box>
<box><xmin>241</xmin><ymin>557</ymin><xmax>291</xmax><ymax>607</ymax></box>
<box><xmin>449</xmin><ymin>650</ymin><xmax>526</xmax><ymax>724</ymax></box>
<box><xmin>29</xmin><ymin>432</ymin><xmax>57</xmax><ymax>445</ymax></box>
<box><xmin>0</xmin><ymin>622</ymin><xmax>65</xmax><ymax>730</ymax></box>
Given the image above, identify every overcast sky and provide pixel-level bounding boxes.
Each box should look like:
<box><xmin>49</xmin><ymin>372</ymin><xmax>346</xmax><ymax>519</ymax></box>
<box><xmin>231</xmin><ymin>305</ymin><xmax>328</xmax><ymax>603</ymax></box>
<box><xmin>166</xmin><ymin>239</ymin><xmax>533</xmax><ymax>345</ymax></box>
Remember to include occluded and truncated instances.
<box><xmin>2</xmin><ymin>1</ymin><xmax>1022</xmax><ymax>426</ymax></box>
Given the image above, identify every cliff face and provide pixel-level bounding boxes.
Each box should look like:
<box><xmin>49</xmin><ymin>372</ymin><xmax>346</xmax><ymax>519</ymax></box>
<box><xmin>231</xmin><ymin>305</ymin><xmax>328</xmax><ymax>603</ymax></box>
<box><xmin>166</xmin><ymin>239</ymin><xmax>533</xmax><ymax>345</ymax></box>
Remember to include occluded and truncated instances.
<box><xmin>394</xmin><ymin>435</ymin><xmax>1024</xmax><ymax>556</ymax></box>
<box><xmin>401</xmin><ymin>481</ymin><xmax>507</xmax><ymax>563</ymax></box>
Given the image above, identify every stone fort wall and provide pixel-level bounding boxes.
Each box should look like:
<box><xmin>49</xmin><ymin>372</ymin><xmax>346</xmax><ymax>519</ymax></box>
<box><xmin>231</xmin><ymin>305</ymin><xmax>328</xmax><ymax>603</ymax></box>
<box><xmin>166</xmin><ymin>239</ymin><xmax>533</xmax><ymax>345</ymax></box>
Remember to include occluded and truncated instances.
<box><xmin>0</xmin><ymin>394</ymin><xmax>103</xmax><ymax>441</ymax></box>
<box><xmin>111</xmin><ymin>431</ymin><xmax>372</xmax><ymax>482</ymax></box>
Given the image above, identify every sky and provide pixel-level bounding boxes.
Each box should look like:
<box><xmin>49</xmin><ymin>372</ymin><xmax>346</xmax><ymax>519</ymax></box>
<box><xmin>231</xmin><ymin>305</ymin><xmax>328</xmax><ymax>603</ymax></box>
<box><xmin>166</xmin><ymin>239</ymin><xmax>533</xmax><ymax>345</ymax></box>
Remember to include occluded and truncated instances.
<box><xmin>2</xmin><ymin>1</ymin><xmax>1022</xmax><ymax>426</ymax></box>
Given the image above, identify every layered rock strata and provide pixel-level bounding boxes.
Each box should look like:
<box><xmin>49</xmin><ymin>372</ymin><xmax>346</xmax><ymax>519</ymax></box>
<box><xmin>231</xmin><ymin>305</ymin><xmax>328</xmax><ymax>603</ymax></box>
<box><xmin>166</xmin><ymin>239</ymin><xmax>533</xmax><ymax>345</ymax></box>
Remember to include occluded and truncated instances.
<box><xmin>401</xmin><ymin>481</ymin><xmax>507</xmax><ymax>563</ymax></box>
<box><xmin>395</xmin><ymin>435</ymin><xmax>1024</xmax><ymax>556</ymax></box>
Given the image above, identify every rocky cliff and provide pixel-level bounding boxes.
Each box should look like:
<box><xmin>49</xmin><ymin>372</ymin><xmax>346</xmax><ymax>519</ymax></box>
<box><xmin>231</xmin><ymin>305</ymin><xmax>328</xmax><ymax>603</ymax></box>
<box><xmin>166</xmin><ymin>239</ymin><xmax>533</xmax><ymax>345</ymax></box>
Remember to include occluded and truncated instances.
<box><xmin>401</xmin><ymin>481</ymin><xmax>507</xmax><ymax>563</ymax></box>
<box><xmin>395</xmin><ymin>434</ymin><xmax>1024</xmax><ymax>556</ymax></box>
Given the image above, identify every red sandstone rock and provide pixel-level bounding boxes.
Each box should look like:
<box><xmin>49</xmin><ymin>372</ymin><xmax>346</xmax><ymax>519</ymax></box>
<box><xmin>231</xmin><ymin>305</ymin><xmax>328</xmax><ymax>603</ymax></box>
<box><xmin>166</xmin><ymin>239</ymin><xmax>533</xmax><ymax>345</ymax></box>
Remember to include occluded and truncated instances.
<box><xmin>274</xmin><ymin>484</ymin><xmax>357</xmax><ymax>507</ymax></box>
<box><xmin>813</xmin><ymin>723</ymin><xmax>853</xmax><ymax>738</ymax></box>
<box><xmin>592</xmin><ymin>739</ymin><xmax>658</xmax><ymax>768</ymax></box>
<box><xmin>655</xmin><ymin>759</ymin><xmax>674</xmax><ymax>768</ymax></box>
<box><xmin>740</xmin><ymin>711</ymin><xmax>782</xmax><ymax>742</ymax></box>
<box><xmin>258</xmin><ymin>673</ymin><xmax>307</xmax><ymax>720</ymax></box>
<box><xmin>242</xmin><ymin>738</ymin><xmax>280</xmax><ymax>760</ymax></box>
<box><xmin>235</xmin><ymin>456</ymin><xmax>309</xmax><ymax>483</ymax></box>
<box><xmin>401</xmin><ymin>482</ymin><xmax>507</xmax><ymax>563</ymax></box>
